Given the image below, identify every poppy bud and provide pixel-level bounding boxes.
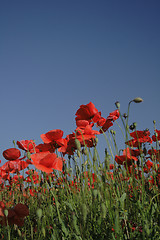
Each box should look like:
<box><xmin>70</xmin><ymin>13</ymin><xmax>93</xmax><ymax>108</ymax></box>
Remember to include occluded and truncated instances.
<box><xmin>101</xmin><ymin>203</ymin><xmax>106</xmax><ymax>219</ymax></box>
<box><xmin>115</xmin><ymin>101</ymin><xmax>120</xmax><ymax>109</ymax></box>
<box><xmin>133</xmin><ymin>97</ymin><xmax>143</xmax><ymax>103</ymax></box>
<box><xmin>36</xmin><ymin>208</ymin><xmax>43</xmax><ymax>220</ymax></box>
<box><xmin>123</xmin><ymin>113</ymin><xmax>127</xmax><ymax>119</ymax></box>
<box><xmin>129</xmin><ymin>122</ymin><xmax>137</xmax><ymax>131</ymax></box>
<box><xmin>17</xmin><ymin>229</ymin><xmax>22</xmax><ymax>237</ymax></box>
<box><xmin>81</xmin><ymin>203</ymin><xmax>87</xmax><ymax>222</ymax></box>
<box><xmin>82</xmin><ymin>148</ymin><xmax>88</xmax><ymax>155</ymax></box>
<box><xmin>93</xmin><ymin>150</ymin><xmax>97</xmax><ymax>162</ymax></box>
<box><xmin>42</xmin><ymin>227</ymin><xmax>46</xmax><ymax>237</ymax></box>
<box><xmin>77</xmin><ymin>150</ymin><xmax>81</xmax><ymax>158</ymax></box>
<box><xmin>4</xmin><ymin>209</ymin><xmax>8</xmax><ymax>217</ymax></box>
<box><xmin>92</xmin><ymin>189</ymin><xmax>98</xmax><ymax>198</ymax></box>
<box><xmin>75</xmin><ymin>139</ymin><xmax>81</xmax><ymax>151</ymax></box>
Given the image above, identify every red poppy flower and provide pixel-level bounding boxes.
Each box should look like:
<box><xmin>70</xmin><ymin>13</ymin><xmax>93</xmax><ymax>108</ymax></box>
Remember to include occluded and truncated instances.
<box><xmin>152</xmin><ymin>130</ymin><xmax>160</xmax><ymax>142</ymax></box>
<box><xmin>75</xmin><ymin>102</ymin><xmax>99</xmax><ymax>123</ymax></box>
<box><xmin>148</xmin><ymin>149</ymin><xmax>160</xmax><ymax>162</ymax></box>
<box><xmin>99</xmin><ymin>110</ymin><xmax>119</xmax><ymax>133</ymax></box>
<box><xmin>76</xmin><ymin>120</ymin><xmax>90</xmax><ymax>128</ymax></box>
<box><xmin>126</xmin><ymin>130</ymin><xmax>152</xmax><ymax>147</ymax></box>
<box><xmin>0</xmin><ymin>203</ymin><xmax>29</xmax><ymax>227</ymax></box>
<box><xmin>13</xmin><ymin>203</ymin><xmax>29</xmax><ymax>218</ymax></box>
<box><xmin>100</xmin><ymin>119</ymin><xmax>113</xmax><ymax>133</ymax></box>
<box><xmin>0</xmin><ymin>201</ymin><xmax>5</xmax><ymax>217</ymax></box>
<box><xmin>3</xmin><ymin>148</ymin><xmax>21</xmax><ymax>161</ymax></box>
<box><xmin>106</xmin><ymin>110</ymin><xmax>120</xmax><ymax>121</ymax></box>
<box><xmin>97</xmin><ymin>117</ymin><xmax>106</xmax><ymax>127</ymax></box>
<box><xmin>31</xmin><ymin>151</ymin><xmax>63</xmax><ymax>173</ymax></box>
<box><xmin>17</xmin><ymin>140</ymin><xmax>36</xmax><ymax>152</ymax></box>
<box><xmin>41</xmin><ymin>129</ymin><xmax>63</xmax><ymax>144</ymax></box>
<box><xmin>123</xmin><ymin>148</ymin><xmax>142</xmax><ymax>157</ymax></box>
<box><xmin>130</xmin><ymin>130</ymin><xmax>151</xmax><ymax>140</ymax></box>
<box><xmin>57</xmin><ymin>138</ymin><xmax>69</xmax><ymax>155</ymax></box>
<box><xmin>1</xmin><ymin>160</ymin><xmax>28</xmax><ymax>173</ymax></box>
<box><xmin>115</xmin><ymin>148</ymin><xmax>138</xmax><ymax>165</ymax></box>
<box><xmin>143</xmin><ymin>160</ymin><xmax>153</xmax><ymax>173</ymax></box>
<box><xmin>35</xmin><ymin>143</ymin><xmax>55</xmax><ymax>153</ymax></box>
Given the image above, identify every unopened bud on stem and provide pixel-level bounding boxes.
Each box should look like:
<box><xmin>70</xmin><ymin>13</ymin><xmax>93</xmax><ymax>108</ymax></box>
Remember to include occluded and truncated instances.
<box><xmin>75</xmin><ymin>139</ymin><xmax>81</xmax><ymax>152</ymax></box>
<box><xmin>132</xmin><ymin>97</ymin><xmax>143</xmax><ymax>103</ymax></box>
<box><xmin>115</xmin><ymin>101</ymin><xmax>120</xmax><ymax>109</ymax></box>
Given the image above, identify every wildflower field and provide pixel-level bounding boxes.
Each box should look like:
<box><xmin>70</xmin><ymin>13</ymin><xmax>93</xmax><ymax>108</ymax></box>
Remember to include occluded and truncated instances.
<box><xmin>0</xmin><ymin>98</ymin><xmax>160</xmax><ymax>240</ymax></box>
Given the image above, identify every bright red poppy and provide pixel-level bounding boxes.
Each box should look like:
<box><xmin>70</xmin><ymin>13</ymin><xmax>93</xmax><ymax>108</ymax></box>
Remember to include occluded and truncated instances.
<box><xmin>75</xmin><ymin>102</ymin><xmax>100</xmax><ymax>123</ymax></box>
<box><xmin>1</xmin><ymin>160</ymin><xmax>28</xmax><ymax>173</ymax></box>
<box><xmin>126</xmin><ymin>130</ymin><xmax>152</xmax><ymax>147</ymax></box>
<box><xmin>17</xmin><ymin>140</ymin><xmax>36</xmax><ymax>152</ymax></box>
<box><xmin>31</xmin><ymin>151</ymin><xmax>63</xmax><ymax>173</ymax></box>
<box><xmin>40</xmin><ymin>129</ymin><xmax>63</xmax><ymax>145</ymax></box>
<box><xmin>99</xmin><ymin>110</ymin><xmax>119</xmax><ymax>133</ymax></box>
<box><xmin>106</xmin><ymin>110</ymin><xmax>120</xmax><ymax>121</ymax></box>
<box><xmin>100</xmin><ymin>119</ymin><xmax>113</xmax><ymax>133</ymax></box>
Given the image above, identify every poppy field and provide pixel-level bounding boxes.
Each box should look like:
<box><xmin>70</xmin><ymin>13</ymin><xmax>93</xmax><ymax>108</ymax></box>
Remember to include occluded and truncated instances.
<box><xmin>0</xmin><ymin>98</ymin><xmax>160</xmax><ymax>239</ymax></box>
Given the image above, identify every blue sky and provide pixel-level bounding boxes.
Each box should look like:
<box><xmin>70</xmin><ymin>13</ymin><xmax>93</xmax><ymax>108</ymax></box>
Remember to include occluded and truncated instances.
<box><xmin>0</xmin><ymin>0</ymin><xmax>160</xmax><ymax>165</ymax></box>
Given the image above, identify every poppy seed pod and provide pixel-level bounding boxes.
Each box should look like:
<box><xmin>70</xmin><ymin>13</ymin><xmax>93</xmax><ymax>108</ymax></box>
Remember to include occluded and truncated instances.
<box><xmin>133</xmin><ymin>97</ymin><xmax>143</xmax><ymax>103</ymax></box>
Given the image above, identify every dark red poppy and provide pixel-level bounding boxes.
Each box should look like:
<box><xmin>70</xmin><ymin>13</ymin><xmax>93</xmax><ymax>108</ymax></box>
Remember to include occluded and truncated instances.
<box><xmin>17</xmin><ymin>140</ymin><xmax>36</xmax><ymax>152</ymax></box>
<box><xmin>115</xmin><ymin>148</ymin><xmax>138</xmax><ymax>166</ymax></box>
<box><xmin>13</xmin><ymin>203</ymin><xmax>29</xmax><ymax>218</ymax></box>
<box><xmin>100</xmin><ymin>119</ymin><xmax>113</xmax><ymax>133</ymax></box>
<box><xmin>130</xmin><ymin>130</ymin><xmax>151</xmax><ymax>140</ymax></box>
<box><xmin>148</xmin><ymin>149</ymin><xmax>160</xmax><ymax>162</ymax></box>
<box><xmin>31</xmin><ymin>151</ymin><xmax>63</xmax><ymax>173</ymax></box>
<box><xmin>152</xmin><ymin>130</ymin><xmax>160</xmax><ymax>142</ymax></box>
<box><xmin>126</xmin><ymin>130</ymin><xmax>152</xmax><ymax>147</ymax></box>
<box><xmin>0</xmin><ymin>201</ymin><xmax>5</xmax><ymax>217</ymax></box>
<box><xmin>143</xmin><ymin>160</ymin><xmax>153</xmax><ymax>173</ymax></box>
<box><xmin>97</xmin><ymin>117</ymin><xmax>106</xmax><ymax>127</ymax></box>
<box><xmin>75</xmin><ymin>102</ymin><xmax>100</xmax><ymax>123</ymax></box>
<box><xmin>3</xmin><ymin>148</ymin><xmax>21</xmax><ymax>161</ymax></box>
<box><xmin>123</xmin><ymin>148</ymin><xmax>142</xmax><ymax>157</ymax></box>
<box><xmin>35</xmin><ymin>143</ymin><xmax>55</xmax><ymax>153</ymax></box>
<box><xmin>0</xmin><ymin>203</ymin><xmax>29</xmax><ymax>227</ymax></box>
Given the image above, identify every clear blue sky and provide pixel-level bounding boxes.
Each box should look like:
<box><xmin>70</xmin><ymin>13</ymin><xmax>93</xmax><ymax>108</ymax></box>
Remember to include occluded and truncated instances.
<box><xmin>0</xmin><ymin>0</ymin><xmax>160</xmax><ymax>165</ymax></box>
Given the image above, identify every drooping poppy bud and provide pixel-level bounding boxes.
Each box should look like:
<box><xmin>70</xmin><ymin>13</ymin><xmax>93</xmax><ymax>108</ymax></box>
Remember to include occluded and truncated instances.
<box><xmin>115</xmin><ymin>101</ymin><xmax>120</xmax><ymax>109</ymax></box>
<box><xmin>133</xmin><ymin>97</ymin><xmax>143</xmax><ymax>103</ymax></box>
